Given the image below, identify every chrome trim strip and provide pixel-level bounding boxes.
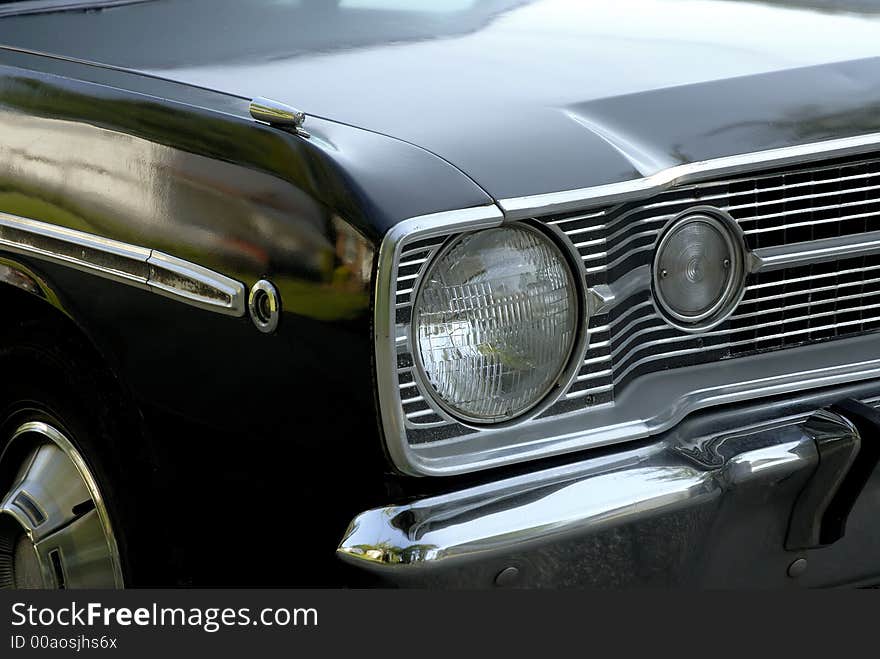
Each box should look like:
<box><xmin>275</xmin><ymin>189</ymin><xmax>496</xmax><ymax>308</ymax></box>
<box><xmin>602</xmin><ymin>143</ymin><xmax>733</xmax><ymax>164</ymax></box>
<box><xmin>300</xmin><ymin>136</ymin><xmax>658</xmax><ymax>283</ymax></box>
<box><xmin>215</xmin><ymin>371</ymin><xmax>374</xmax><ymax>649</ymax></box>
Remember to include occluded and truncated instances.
<box><xmin>148</xmin><ymin>251</ymin><xmax>245</xmax><ymax>316</ymax></box>
<box><xmin>751</xmin><ymin>230</ymin><xmax>880</xmax><ymax>273</ymax></box>
<box><xmin>0</xmin><ymin>212</ymin><xmax>151</xmax><ymax>288</ymax></box>
<box><xmin>0</xmin><ymin>211</ymin><xmax>245</xmax><ymax>317</ymax></box>
<box><xmin>500</xmin><ymin>133</ymin><xmax>880</xmax><ymax>220</ymax></box>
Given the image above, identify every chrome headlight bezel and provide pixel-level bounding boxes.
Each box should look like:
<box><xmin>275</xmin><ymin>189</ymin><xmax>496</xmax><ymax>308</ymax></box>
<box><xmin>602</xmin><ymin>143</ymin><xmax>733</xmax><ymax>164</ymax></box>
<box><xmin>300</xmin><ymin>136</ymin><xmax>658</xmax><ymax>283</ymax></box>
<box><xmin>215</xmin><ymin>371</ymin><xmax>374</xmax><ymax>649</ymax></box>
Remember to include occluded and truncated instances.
<box><xmin>374</xmin><ymin>206</ymin><xmax>603</xmax><ymax>477</ymax></box>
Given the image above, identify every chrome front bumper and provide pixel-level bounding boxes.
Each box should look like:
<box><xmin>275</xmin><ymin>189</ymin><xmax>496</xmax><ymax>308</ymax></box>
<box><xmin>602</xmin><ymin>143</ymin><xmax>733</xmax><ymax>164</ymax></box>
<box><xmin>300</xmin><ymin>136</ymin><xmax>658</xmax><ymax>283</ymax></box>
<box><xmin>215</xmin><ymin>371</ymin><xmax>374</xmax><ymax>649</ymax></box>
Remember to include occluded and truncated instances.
<box><xmin>338</xmin><ymin>384</ymin><xmax>880</xmax><ymax>588</ymax></box>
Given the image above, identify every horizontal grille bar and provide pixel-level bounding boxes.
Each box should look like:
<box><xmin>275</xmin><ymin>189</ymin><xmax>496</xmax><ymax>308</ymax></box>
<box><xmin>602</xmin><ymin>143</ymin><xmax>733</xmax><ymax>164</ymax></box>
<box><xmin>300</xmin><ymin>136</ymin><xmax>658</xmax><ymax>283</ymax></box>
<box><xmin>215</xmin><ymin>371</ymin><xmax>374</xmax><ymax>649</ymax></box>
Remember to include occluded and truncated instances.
<box><xmin>640</xmin><ymin>168</ymin><xmax>880</xmax><ymax>211</ymax></box>
<box><xmin>394</xmin><ymin>150</ymin><xmax>880</xmax><ymax>449</ymax></box>
<box><xmin>554</xmin><ymin>151</ymin><xmax>880</xmax><ymax>403</ymax></box>
<box><xmin>567</xmin><ymin>155</ymin><xmax>880</xmax><ymax>276</ymax></box>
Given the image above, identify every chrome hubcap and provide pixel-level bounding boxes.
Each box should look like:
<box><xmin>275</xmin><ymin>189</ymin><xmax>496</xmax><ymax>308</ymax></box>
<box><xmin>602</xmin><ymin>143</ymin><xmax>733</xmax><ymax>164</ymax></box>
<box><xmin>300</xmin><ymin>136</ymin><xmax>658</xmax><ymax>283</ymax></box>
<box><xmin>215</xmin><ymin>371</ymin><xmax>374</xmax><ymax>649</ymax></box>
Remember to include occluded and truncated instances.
<box><xmin>0</xmin><ymin>422</ymin><xmax>122</xmax><ymax>589</ymax></box>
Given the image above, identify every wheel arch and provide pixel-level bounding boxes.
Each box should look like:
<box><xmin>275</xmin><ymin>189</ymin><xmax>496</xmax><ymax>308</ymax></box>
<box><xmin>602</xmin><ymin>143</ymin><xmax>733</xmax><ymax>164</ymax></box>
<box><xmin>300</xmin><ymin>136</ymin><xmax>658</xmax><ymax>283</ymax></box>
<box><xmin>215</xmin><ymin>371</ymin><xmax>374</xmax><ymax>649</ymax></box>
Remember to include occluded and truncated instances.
<box><xmin>0</xmin><ymin>261</ymin><xmax>161</xmax><ymax>586</ymax></box>
<box><xmin>0</xmin><ymin>257</ymin><xmax>149</xmax><ymax>466</ymax></box>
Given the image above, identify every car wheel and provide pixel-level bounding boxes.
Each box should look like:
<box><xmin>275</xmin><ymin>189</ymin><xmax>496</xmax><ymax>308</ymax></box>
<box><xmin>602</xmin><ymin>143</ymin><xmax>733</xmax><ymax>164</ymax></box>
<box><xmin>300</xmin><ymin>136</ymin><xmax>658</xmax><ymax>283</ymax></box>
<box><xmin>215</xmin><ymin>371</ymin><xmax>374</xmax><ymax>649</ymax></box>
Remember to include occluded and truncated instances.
<box><xmin>0</xmin><ymin>418</ymin><xmax>123</xmax><ymax>588</ymax></box>
<box><xmin>0</xmin><ymin>322</ymin><xmax>134</xmax><ymax>589</ymax></box>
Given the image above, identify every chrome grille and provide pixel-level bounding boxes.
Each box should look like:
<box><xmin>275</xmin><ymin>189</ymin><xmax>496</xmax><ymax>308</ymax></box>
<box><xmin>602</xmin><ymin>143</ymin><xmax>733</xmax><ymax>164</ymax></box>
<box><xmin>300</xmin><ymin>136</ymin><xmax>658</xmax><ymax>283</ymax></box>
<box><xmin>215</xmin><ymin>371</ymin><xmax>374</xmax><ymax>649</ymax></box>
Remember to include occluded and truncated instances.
<box><xmin>565</xmin><ymin>152</ymin><xmax>880</xmax><ymax>399</ymax></box>
<box><xmin>730</xmin><ymin>257</ymin><xmax>880</xmax><ymax>353</ymax></box>
<box><xmin>377</xmin><ymin>137</ymin><xmax>880</xmax><ymax>476</ymax></box>
<box><xmin>395</xmin><ymin>236</ymin><xmax>450</xmax><ymax>432</ymax></box>
<box><xmin>388</xmin><ymin>150</ymin><xmax>880</xmax><ymax>455</ymax></box>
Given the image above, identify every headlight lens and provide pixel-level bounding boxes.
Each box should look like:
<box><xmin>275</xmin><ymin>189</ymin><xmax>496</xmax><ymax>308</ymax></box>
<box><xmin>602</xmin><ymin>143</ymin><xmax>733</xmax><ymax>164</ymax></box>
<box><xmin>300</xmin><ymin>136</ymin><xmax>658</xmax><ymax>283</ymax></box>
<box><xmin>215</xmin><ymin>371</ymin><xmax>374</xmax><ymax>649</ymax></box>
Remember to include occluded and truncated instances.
<box><xmin>413</xmin><ymin>224</ymin><xmax>580</xmax><ymax>423</ymax></box>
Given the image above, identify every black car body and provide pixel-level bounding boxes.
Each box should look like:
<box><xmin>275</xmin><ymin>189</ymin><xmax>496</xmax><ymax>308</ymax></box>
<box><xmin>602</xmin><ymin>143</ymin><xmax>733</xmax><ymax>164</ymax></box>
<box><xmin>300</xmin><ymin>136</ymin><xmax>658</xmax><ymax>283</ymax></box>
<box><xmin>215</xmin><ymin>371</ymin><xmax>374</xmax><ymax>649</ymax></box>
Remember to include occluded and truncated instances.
<box><xmin>1</xmin><ymin>0</ymin><xmax>880</xmax><ymax>588</ymax></box>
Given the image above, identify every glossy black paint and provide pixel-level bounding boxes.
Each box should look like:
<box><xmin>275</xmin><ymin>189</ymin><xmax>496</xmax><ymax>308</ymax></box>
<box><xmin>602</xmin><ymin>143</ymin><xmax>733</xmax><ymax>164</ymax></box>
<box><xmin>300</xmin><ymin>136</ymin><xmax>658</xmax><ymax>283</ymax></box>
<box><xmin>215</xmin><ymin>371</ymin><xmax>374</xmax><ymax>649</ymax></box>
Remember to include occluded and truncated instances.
<box><xmin>0</xmin><ymin>47</ymin><xmax>490</xmax><ymax>585</ymax></box>
<box><xmin>2</xmin><ymin>1</ymin><xmax>880</xmax><ymax>200</ymax></box>
<box><xmin>0</xmin><ymin>0</ymin><xmax>879</xmax><ymax>586</ymax></box>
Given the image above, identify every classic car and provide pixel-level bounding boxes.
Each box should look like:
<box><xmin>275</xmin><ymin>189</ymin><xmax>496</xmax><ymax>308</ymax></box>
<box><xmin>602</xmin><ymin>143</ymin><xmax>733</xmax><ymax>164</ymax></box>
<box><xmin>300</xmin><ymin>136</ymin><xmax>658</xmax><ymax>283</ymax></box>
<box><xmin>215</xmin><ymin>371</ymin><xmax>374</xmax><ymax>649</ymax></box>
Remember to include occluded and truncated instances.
<box><xmin>1</xmin><ymin>0</ymin><xmax>880</xmax><ymax>589</ymax></box>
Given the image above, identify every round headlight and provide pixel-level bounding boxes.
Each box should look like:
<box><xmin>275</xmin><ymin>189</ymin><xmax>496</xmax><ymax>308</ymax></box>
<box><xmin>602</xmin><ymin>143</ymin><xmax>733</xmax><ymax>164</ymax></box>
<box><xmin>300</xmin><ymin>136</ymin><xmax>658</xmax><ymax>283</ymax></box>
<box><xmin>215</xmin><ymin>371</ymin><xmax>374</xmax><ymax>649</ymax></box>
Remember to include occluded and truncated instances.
<box><xmin>413</xmin><ymin>224</ymin><xmax>581</xmax><ymax>423</ymax></box>
<box><xmin>653</xmin><ymin>210</ymin><xmax>745</xmax><ymax>329</ymax></box>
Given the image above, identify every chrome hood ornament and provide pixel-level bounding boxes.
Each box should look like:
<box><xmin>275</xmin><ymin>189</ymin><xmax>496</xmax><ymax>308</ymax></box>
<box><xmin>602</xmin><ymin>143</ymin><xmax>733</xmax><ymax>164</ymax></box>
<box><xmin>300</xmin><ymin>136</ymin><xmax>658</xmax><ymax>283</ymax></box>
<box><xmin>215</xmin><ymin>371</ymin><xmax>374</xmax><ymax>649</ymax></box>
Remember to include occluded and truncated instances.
<box><xmin>249</xmin><ymin>97</ymin><xmax>309</xmax><ymax>137</ymax></box>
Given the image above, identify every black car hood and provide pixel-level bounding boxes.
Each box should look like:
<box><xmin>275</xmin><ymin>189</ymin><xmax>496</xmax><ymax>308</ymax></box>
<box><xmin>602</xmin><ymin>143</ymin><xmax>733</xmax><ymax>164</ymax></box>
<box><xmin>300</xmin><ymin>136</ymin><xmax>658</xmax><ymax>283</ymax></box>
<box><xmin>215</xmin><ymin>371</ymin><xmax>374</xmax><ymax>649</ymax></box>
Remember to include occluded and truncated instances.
<box><xmin>2</xmin><ymin>0</ymin><xmax>880</xmax><ymax>201</ymax></box>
